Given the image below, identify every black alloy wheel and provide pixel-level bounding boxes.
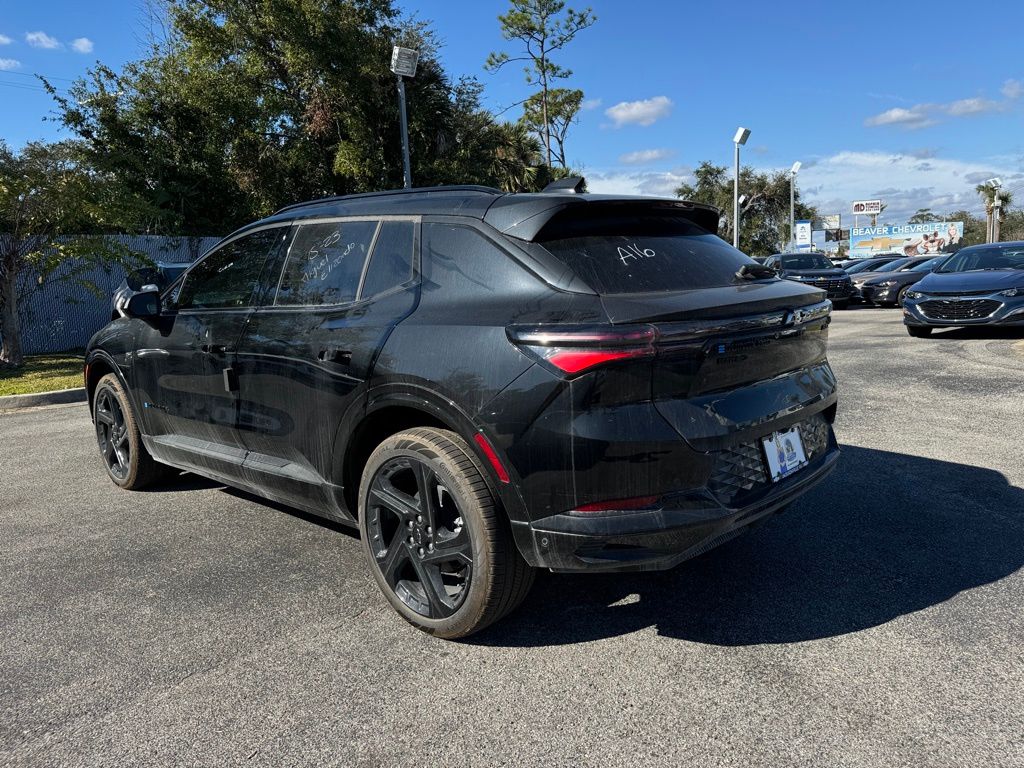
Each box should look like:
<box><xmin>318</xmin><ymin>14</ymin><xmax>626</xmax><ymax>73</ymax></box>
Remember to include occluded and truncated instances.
<box><xmin>359</xmin><ymin>428</ymin><xmax>534</xmax><ymax>639</ymax></box>
<box><xmin>365</xmin><ymin>456</ymin><xmax>472</xmax><ymax>619</ymax></box>
<box><xmin>92</xmin><ymin>372</ymin><xmax>172</xmax><ymax>489</ymax></box>
<box><xmin>95</xmin><ymin>387</ymin><xmax>130</xmax><ymax>481</ymax></box>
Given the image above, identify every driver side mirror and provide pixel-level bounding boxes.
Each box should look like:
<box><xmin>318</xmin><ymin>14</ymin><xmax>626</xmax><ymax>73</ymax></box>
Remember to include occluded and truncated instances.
<box><xmin>125</xmin><ymin>285</ymin><xmax>162</xmax><ymax>319</ymax></box>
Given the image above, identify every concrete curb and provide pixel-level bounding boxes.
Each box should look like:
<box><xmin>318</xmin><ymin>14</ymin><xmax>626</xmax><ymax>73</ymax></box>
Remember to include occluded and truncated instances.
<box><xmin>0</xmin><ymin>387</ymin><xmax>86</xmax><ymax>411</ymax></box>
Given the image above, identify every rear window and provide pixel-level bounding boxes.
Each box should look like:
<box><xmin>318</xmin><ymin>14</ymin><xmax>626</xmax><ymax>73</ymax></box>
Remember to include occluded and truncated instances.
<box><xmin>779</xmin><ymin>253</ymin><xmax>832</xmax><ymax>270</ymax></box>
<box><xmin>534</xmin><ymin>213</ymin><xmax>754</xmax><ymax>294</ymax></box>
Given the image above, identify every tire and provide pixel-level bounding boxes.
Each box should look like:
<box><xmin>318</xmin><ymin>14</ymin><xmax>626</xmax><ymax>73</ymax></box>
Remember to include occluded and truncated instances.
<box><xmin>907</xmin><ymin>325</ymin><xmax>932</xmax><ymax>338</ymax></box>
<box><xmin>358</xmin><ymin>427</ymin><xmax>534</xmax><ymax>639</ymax></box>
<box><xmin>93</xmin><ymin>373</ymin><xmax>172</xmax><ymax>489</ymax></box>
<box><xmin>832</xmin><ymin>299</ymin><xmax>849</xmax><ymax>310</ymax></box>
<box><xmin>896</xmin><ymin>286</ymin><xmax>910</xmax><ymax>305</ymax></box>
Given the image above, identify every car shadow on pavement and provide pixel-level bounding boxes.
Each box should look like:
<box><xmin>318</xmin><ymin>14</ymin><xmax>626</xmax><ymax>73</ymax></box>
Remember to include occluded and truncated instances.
<box><xmin>471</xmin><ymin>445</ymin><xmax>1024</xmax><ymax>647</ymax></box>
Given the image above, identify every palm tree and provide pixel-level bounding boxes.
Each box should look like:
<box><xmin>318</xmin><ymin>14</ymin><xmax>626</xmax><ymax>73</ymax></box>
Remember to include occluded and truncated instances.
<box><xmin>975</xmin><ymin>182</ymin><xmax>1014</xmax><ymax>220</ymax></box>
<box><xmin>490</xmin><ymin>123</ymin><xmax>541</xmax><ymax>193</ymax></box>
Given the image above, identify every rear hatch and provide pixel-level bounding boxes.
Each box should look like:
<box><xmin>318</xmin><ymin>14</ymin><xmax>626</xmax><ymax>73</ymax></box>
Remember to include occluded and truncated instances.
<box><xmin>528</xmin><ymin>205</ymin><xmax>837</xmax><ymax>451</ymax></box>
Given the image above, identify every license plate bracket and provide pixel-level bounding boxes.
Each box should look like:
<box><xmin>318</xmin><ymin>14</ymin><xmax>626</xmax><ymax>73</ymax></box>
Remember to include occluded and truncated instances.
<box><xmin>762</xmin><ymin>427</ymin><xmax>808</xmax><ymax>482</ymax></box>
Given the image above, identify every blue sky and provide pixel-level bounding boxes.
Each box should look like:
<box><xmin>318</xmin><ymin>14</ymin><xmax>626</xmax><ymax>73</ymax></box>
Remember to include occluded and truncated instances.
<box><xmin>2</xmin><ymin>0</ymin><xmax>1023</xmax><ymax>225</ymax></box>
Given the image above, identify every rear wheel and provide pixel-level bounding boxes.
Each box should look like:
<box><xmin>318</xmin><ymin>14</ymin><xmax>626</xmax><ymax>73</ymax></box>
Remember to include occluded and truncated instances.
<box><xmin>358</xmin><ymin>427</ymin><xmax>534</xmax><ymax>639</ymax></box>
<box><xmin>93</xmin><ymin>373</ymin><xmax>172</xmax><ymax>489</ymax></box>
<box><xmin>907</xmin><ymin>325</ymin><xmax>932</xmax><ymax>338</ymax></box>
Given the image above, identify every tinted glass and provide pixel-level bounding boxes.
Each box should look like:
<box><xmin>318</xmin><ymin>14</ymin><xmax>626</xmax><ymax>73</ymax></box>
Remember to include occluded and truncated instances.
<box><xmin>177</xmin><ymin>228</ymin><xmax>281</xmax><ymax>310</ymax></box>
<box><xmin>779</xmin><ymin>253</ymin><xmax>832</xmax><ymax>270</ymax></box>
<box><xmin>360</xmin><ymin>220</ymin><xmax>415</xmax><ymax>298</ymax></box>
<box><xmin>880</xmin><ymin>258</ymin><xmax>911</xmax><ymax>271</ymax></box>
<box><xmin>908</xmin><ymin>256</ymin><xmax>946</xmax><ymax>272</ymax></box>
<box><xmin>276</xmin><ymin>220</ymin><xmax>378</xmax><ymax>305</ymax></box>
<box><xmin>535</xmin><ymin>214</ymin><xmax>754</xmax><ymax>294</ymax></box>
<box><xmin>938</xmin><ymin>245</ymin><xmax>1024</xmax><ymax>273</ymax></box>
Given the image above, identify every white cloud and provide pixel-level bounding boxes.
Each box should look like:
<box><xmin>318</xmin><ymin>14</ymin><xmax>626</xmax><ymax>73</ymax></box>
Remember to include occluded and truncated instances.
<box><xmin>0</xmin><ymin>34</ymin><xmax>12</xmax><ymax>45</ymax></box>
<box><xmin>581</xmin><ymin>98</ymin><xmax>602</xmax><ymax>111</ymax></box>
<box><xmin>1002</xmin><ymin>79</ymin><xmax>1023</xmax><ymax>100</ymax></box>
<box><xmin>26</xmin><ymin>30</ymin><xmax>61</xmax><ymax>49</ymax></box>
<box><xmin>70</xmin><ymin>37</ymin><xmax>94</xmax><ymax>54</ymax></box>
<box><xmin>866</xmin><ymin>79</ymin><xmax>1022</xmax><ymax>129</ymax></box>
<box><xmin>799</xmin><ymin>151</ymin><xmax>1019</xmax><ymax>222</ymax></box>
<box><xmin>864</xmin><ymin>106</ymin><xmax>936</xmax><ymax>130</ymax></box>
<box><xmin>0</xmin><ymin>58</ymin><xmax>20</xmax><ymax>71</ymax></box>
<box><xmin>618</xmin><ymin>148</ymin><xmax>675</xmax><ymax>165</ymax></box>
<box><xmin>604</xmin><ymin>96</ymin><xmax>673</xmax><ymax>128</ymax></box>
<box><xmin>587</xmin><ymin>167</ymin><xmax>692</xmax><ymax>198</ymax></box>
<box><xmin>944</xmin><ymin>97</ymin><xmax>999</xmax><ymax>116</ymax></box>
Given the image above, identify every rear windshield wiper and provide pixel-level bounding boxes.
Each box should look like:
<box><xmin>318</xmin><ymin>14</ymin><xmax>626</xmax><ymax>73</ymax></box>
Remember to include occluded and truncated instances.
<box><xmin>734</xmin><ymin>263</ymin><xmax>777</xmax><ymax>281</ymax></box>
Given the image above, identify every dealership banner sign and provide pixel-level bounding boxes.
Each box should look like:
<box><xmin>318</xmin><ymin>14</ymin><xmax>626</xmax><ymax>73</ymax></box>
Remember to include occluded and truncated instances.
<box><xmin>852</xmin><ymin>200</ymin><xmax>882</xmax><ymax>216</ymax></box>
<box><xmin>849</xmin><ymin>222</ymin><xmax>964</xmax><ymax>259</ymax></box>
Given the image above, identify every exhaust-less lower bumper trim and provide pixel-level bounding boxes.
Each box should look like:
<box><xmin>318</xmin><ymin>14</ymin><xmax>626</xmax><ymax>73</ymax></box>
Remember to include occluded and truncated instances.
<box><xmin>520</xmin><ymin>446</ymin><xmax>840</xmax><ymax>572</ymax></box>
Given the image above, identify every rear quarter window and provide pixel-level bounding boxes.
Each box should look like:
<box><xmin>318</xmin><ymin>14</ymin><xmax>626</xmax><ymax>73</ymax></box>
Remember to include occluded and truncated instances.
<box><xmin>534</xmin><ymin>213</ymin><xmax>754</xmax><ymax>294</ymax></box>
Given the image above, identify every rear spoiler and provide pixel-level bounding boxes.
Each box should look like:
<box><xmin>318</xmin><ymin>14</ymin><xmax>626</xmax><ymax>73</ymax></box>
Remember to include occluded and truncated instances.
<box><xmin>483</xmin><ymin>196</ymin><xmax>722</xmax><ymax>242</ymax></box>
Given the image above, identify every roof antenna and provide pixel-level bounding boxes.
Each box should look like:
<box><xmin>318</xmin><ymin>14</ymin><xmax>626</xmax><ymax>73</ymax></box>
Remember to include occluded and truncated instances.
<box><xmin>541</xmin><ymin>176</ymin><xmax>586</xmax><ymax>194</ymax></box>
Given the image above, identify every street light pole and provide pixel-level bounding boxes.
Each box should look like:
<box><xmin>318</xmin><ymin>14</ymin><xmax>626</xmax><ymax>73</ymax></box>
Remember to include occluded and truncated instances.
<box><xmin>395</xmin><ymin>76</ymin><xmax>411</xmax><ymax>189</ymax></box>
<box><xmin>732</xmin><ymin>127</ymin><xmax>750</xmax><ymax>249</ymax></box>
<box><xmin>789</xmin><ymin>161</ymin><xmax>802</xmax><ymax>249</ymax></box>
<box><xmin>988</xmin><ymin>178</ymin><xmax>1003</xmax><ymax>243</ymax></box>
<box><xmin>390</xmin><ymin>46</ymin><xmax>420</xmax><ymax>189</ymax></box>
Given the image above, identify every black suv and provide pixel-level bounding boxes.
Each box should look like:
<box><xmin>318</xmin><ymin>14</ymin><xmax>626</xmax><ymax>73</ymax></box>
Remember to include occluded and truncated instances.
<box><xmin>764</xmin><ymin>252</ymin><xmax>854</xmax><ymax>308</ymax></box>
<box><xmin>85</xmin><ymin>184</ymin><xmax>840</xmax><ymax>638</ymax></box>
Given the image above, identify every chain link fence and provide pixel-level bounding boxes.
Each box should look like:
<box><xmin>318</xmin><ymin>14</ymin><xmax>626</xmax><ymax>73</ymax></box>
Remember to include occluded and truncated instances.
<box><xmin>15</xmin><ymin>235</ymin><xmax>220</xmax><ymax>355</ymax></box>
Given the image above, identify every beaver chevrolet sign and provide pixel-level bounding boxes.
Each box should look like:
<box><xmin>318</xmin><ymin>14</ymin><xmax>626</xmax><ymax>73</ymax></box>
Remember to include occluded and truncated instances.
<box><xmin>849</xmin><ymin>221</ymin><xmax>964</xmax><ymax>259</ymax></box>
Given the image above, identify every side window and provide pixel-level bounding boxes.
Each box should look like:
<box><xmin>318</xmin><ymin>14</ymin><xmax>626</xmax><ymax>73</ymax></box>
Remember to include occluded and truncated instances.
<box><xmin>177</xmin><ymin>228</ymin><xmax>281</xmax><ymax>310</ymax></box>
<box><xmin>276</xmin><ymin>220</ymin><xmax>378</xmax><ymax>306</ymax></box>
<box><xmin>360</xmin><ymin>220</ymin><xmax>415</xmax><ymax>298</ymax></box>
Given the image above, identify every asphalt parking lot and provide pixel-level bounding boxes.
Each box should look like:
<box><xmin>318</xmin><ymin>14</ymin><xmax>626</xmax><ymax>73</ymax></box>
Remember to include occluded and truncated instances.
<box><xmin>2</xmin><ymin>308</ymin><xmax>1022</xmax><ymax>767</ymax></box>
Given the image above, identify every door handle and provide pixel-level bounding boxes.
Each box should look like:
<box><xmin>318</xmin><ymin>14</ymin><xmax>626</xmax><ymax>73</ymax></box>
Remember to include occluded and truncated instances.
<box><xmin>318</xmin><ymin>347</ymin><xmax>352</xmax><ymax>365</ymax></box>
<box><xmin>201</xmin><ymin>343</ymin><xmax>232</xmax><ymax>354</ymax></box>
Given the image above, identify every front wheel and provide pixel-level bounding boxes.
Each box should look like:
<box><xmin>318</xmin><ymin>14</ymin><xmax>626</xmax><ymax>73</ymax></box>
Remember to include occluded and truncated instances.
<box><xmin>93</xmin><ymin>373</ymin><xmax>172</xmax><ymax>489</ymax></box>
<box><xmin>907</xmin><ymin>325</ymin><xmax>932</xmax><ymax>338</ymax></box>
<box><xmin>832</xmin><ymin>299</ymin><xmax>850</xmax><ymax>310</ymax></box>
<box><xmin>358</xmin><ymin>428</ymin><xmax>534</xmax><ymax>639</ymax></box>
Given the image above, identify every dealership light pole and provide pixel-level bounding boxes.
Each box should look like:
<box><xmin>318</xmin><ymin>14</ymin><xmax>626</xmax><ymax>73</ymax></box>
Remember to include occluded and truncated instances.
<box><xmin>390</xmin><ymin>46</ymin><xmax>419</xmax><ymax>189</ymax></box>
<box><xmin>789</xmin><ymin>161</ymin><xmax>801</xmax><ymax>249</ymax></box>
<box><xmin>732</xmin><ymin>127</ymin><xmax>750</xmax><ymax>248</ymax></box>
<box><xmin>986</xmin><ymin>177</ymin><xmax>1003</xmax><ymax>243</ymax></box>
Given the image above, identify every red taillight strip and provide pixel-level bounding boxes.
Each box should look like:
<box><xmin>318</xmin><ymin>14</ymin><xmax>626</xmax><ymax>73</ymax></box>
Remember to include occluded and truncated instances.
<box><xmin>473</xmin><ymin>433</ymin><xmax>510</xmax><ymax>484</ymax></box>
<box><xmin>546</xmin><ymin>348</ymin><xmax>651</xmax><ymax>374</ymax></box>
<box><xmin>573</xmin><ymin>495</ymin><xmax>660</xmax><ymax>513</ymax></box>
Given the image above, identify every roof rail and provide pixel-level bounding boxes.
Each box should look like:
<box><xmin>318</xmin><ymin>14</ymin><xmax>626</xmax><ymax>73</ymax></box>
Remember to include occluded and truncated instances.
<box><xmin>541</xmin><ymin>176</ymin><xmax>586</xmax><ymax>194</ymax></box>
<box><xmin>273</xmin><ymin>185</ymin><xmax>505</xmax><ymax>216</ymax></box>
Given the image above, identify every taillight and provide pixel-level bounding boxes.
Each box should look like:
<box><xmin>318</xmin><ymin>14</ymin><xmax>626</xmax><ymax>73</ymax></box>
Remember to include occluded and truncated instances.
<box><xmin>507</xmin><ymin>324</ymin><xmax>657</xmax><ymax>377</ymax></box>
<box><xmin>572</xmin><ymin>495</ymin><xmax>661</xmax><ymax>514</ymax></box>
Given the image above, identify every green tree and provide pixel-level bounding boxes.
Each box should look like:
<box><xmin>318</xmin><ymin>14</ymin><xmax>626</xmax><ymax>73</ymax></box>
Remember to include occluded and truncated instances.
<box><xmin>486</xmin><ymin>0</ymin><xmax>595</xmax><ymax>168</ymax></box>
<box><xmin>0</xmin><ymin>141</ymin><xmax>143</xmax><ymax>367</ymax></box>
<box><xmin>50</xmin><ymin>0</ymin><xmax>542</xmax><ymax>236</ymax></box>
<box><xmin>908</xmin><ymin>208</ymin><xmax>941</xmax><ymax>224</ymax></box>
<box><xmin>675</xmin><ymin>161</ymin><xmax>818</xmax><ymax>255</ymax></box>
<box><xmin>520</xmin><ymin>88</ymin><xmax>582</xmax><ymax>169</ymax></box>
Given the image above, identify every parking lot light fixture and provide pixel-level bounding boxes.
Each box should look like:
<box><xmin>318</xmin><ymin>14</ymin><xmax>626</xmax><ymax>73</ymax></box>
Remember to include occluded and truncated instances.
<box><xmin>732</xmin><ymin>127</ymin><xmax>750</xmax><ymax>248</ymax></box>
<box><xmin>390</xmin><ymin>46</ymin><xmax>419</xmax><ymax>189</ymax></box>
<box><xmin>790</xmin><ymin>161</ymin><xmax>802</xmax><ymax>249</ymax></box>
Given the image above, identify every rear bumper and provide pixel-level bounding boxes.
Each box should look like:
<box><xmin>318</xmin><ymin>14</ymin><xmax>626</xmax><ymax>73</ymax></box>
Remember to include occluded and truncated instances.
<box><xmin>517</xmin><ymin>434</ymin><xmax>840</xmax><ymax>573</ymax></box>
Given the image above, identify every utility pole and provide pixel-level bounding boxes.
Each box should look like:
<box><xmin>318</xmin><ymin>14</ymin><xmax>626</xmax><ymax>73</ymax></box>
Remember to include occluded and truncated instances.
<box><xmin>732</xmin><ymin>127</ymin><xmax>750</xmax><ymax>249</ymax></box>
<box><xmin>984</xmin><ymin>178</ymin><xmax>1003</xmax><ymax>243</ymax></box>
<box><xmin>390</xmin><ymin>46</ymin><xmax>419</xmax><ymax>189</ymax></box>
<box><xmin>789</xmin><ymin>161</ymin><xmax>801</xmax><ymax>249</ymax></box>
<box><xmin>993</xmin><ymin>194</ymin><xmax>1002</xmax><ymax>243</ymax></box>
